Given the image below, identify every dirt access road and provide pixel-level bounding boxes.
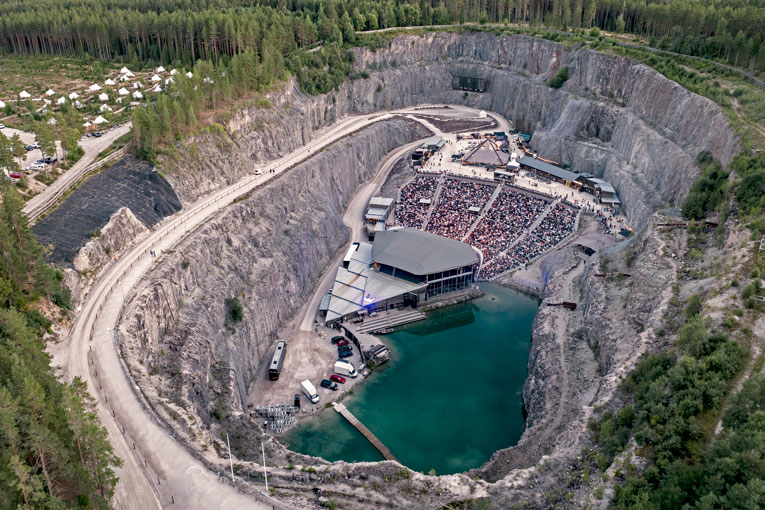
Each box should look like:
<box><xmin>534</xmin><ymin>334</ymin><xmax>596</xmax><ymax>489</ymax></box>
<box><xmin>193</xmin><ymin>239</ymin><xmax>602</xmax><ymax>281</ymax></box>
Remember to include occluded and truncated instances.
<box><xmin>22</xmin><ymin>123</ymin><xmax>132</xmax><ymax>222</ymax></box>
<box><xmin>52</xmin><ymin>112</ymin><xmax>407</xmax><ymax>510</ymax></box>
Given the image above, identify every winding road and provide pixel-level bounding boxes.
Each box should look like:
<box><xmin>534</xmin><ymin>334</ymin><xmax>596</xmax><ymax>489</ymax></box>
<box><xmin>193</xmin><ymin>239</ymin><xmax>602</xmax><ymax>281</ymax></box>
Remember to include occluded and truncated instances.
<box><xmin>52</xmin><ymin>106</ymin><xmax>495</xmax><ymax>509</ymax></box>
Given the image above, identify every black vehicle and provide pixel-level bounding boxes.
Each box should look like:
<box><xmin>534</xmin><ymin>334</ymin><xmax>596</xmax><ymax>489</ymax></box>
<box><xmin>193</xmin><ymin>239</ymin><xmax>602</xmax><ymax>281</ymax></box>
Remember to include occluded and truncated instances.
<box><xmin>320</xmin><ymin>379</ymin><xmax>338</xmax><ymax>391</ymax></box>
<box><xmin>294</xmin><ymin>394</ymin><xmax>301</xmax><ymax>408</ymax></box>
<box><xmin>338</xmin><ymin>350</ymin><xmax>353</xmax><ymax>359</ymax></box>
<box><xmin>338</xmin><ymin>345</ymin><xmax>352</xmax><ymax>353</ymax></box>
<box><xmin>268</xmin><ymin>340</ymin><xmax>287</xmax><ymax>381</ymax></box>
<box><xmin>93</xmin><ymin>131</ymin><xmax>102</xmax><ymax>137</ymax></box>
<box><xmin>43</xmin><ymin>156</ymin><xmax>57</xmax><ymax>164</ymax></box>
<box><xmin>330</xmin><ymin>335</ymin><xmax>345</xmax><ymax>344</ymax></box>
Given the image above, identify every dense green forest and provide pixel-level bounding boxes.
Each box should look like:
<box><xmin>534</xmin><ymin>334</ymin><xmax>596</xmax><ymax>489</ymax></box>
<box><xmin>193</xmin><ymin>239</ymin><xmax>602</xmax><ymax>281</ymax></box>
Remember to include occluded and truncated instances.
<box><xmin>0</xmin><ymin>0</ymin><xmax>763</xmax><ymax>71</ymax></box>
<box><xmin>0</xmin><ymin>184</ymin><xmax>121</xmax><ymax>509</ymax></box>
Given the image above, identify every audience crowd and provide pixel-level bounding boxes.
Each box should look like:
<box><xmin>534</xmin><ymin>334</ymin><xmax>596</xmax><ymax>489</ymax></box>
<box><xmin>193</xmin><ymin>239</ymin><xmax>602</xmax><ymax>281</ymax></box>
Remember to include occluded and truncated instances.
<box><xmin>395</xmin><ymin>176</ymin><xmax>438</xmax><ymax>229</ymax></box>
<box><xmin>395</xmin><ymin>176</ymin><xmax>580</xmax><ymax>280</ymax></box>
<box><xmin>467</xmin><ymin>188</ymin><xmax>548</xmax><ymax>262</ymax></box>
<box><xmin>425</xmin><ymin>178</ymin><xmax>494</xmax><ymax>240</ymax></box>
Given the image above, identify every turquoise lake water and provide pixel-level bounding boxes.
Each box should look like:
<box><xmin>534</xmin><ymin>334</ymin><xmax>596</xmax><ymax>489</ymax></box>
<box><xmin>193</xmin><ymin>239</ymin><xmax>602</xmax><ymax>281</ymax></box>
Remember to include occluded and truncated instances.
<box><xmin>282</xmin><ymin>284</ymin><xmax>539</xmax><ymax>474</ymax></box>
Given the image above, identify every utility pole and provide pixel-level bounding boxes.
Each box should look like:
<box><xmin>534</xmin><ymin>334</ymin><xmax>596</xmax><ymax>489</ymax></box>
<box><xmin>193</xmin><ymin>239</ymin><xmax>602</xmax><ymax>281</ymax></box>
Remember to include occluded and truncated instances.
<box><xmin>262</xmin><ymin>423</ymin><xmax>269</xmax><ymax>493</ymax></box>
<box><xmin>226</xmin><ymin>432</ymin><xmax>234</xmax><ymax>482</ymax></box>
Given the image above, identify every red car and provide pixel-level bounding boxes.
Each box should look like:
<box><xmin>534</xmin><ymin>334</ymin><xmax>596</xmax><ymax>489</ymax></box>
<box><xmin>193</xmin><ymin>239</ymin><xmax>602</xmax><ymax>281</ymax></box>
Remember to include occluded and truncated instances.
<box><xmin>337</xmin><ymin>339</ymin><xmax>349</xmax><ymax>347</ymax></box>
<box><xmin>329</xmin><ymin>374</ymin><xmax>346</xmax><ymax>384</ymax></box>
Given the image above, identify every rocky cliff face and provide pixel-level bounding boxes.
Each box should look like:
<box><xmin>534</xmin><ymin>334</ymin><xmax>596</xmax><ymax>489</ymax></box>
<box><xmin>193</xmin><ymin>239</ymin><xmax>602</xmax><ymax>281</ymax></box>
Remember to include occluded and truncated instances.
<box><xmin>120</xmin><ymin>118</ymin><xmax>429</xmax><ymax>458</ymax></box>
<box><xmin>161</xmin><ymin>32</ymin><xmax>737</xmax><ymax>229</ymax></box>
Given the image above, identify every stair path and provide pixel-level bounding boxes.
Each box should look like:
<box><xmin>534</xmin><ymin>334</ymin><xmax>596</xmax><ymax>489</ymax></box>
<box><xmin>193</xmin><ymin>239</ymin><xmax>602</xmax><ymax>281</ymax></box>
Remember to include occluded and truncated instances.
<box><xmin>420</xmin><ymin>173</ymin><xmax>446</xmax><ymax>231</ymax></box>
<box><xmin>461</xmin><ymin>183</ymin><xmax>503</xmax><ymax>242</ymax></box>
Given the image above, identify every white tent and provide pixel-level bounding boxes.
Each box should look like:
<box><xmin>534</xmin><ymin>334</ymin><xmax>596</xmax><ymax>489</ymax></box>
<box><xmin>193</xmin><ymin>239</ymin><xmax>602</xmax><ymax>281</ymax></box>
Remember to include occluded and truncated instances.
<box><xmin>45</xmin><ymin>89</ymin><xmax>56</xmax><ymax>96</ymax></box>
<box><xmin>186</xmin><ymin>71</ymin><xmax>193</xmax><ymax>78</ymax></box>
<box><xmin>479</xmin><ymin>110</ymin><xmax>487</xmax><ymax>118</ymax></box>
<box><xmin>94</xmin><ymin>115</ymin><xmax>107</xmax><ymax>124</ymax></box>
<box><xmin>47</xmin><ymin>118</ymin><xmax>57</xmax><ymax>125</ymax></box>
<box><xmin>56</xmin><ymin>96</ymin><xmax>66</xmax><ymax>105</ymax></box>
<box><xmin>156</xmin><ymin>66</ymin><xmax>166</xmax><ymax>73</ymax></box>
<box><xmin>132</xmin><ymin>91</ymin><xmax>143</xmax><ymax>99</ymax></box>
<box><xmin>74</xmin><ymin>100</ymin><xmax>83</xmax><ymax>108</ymax></box>
<box><xmin>68</xmin><ymin>92</ymin><xmax>79</xmax><ymax>100</ymax></box>
<box><xmin>150</xmin><ymin>74</ymin><xmax>161</xmax><ymax>82</ymax></box>
<box><xmin>203</xmin><ymin>77</ymin><xmax>214</xmax><ymax>84</ymax></box>
<box><xmin>133</xmin><ymin>81</ymin><xmax>143</xmax><ymax>89</ymax></box>
<box><xmin>0</xmin><ymin>100</ymin><xmax>5</xmax><ymax>108</ymax></box>
<box><xmin>104</xmin><ymin>78</ymin><xmax>116</xmax><ymax>86</ymax></box>
<box><xmin>165</xmin><ymin>77</ymin><xmax>174</xmax><ymax>85</ymax></box>
<box><xmin>119</xmin><ymin>74</ymin><xmax>131</xmax><ymax>82</ymax></box>
<box><xmin>170</xmin><ymin>68</ymin><xmax>178</xmax><ymax>75</ymax></box>
<box><xmin>19</xmin><ymin>90</ymin><xmax>31</xmax><ymax>99</ymax></box>
<box><xmin>88</xmin><ymin>83</ymin><xmax>102</xmax><ymax>91</ymax></box>
<box><xmin>98</xmin><ymin>92</ymin><xmax>109</xmax><ymax>101</ymax></box>
<box><xmin>118</xmin><ymin>87</ymin><xmax>130</xmax><ymax>96</ymax></box>
<box><xmin>120</xmin><ymin>67</ymin><xmax>135</xmax><ymax>77</ymax></box>
<box><xmin>99</xmin><ymin>104</ymin><xmax>113</xmax><ymax>113</ymax></box>
<box><xmin>150</xmin><ymin>84</ymin><xmax>162</xmax><ymax>92</ymax></box>
<box><xmin>83</xmin><ymin>121</ymin><xmax>92</xmax><ymax>128</ymax></box>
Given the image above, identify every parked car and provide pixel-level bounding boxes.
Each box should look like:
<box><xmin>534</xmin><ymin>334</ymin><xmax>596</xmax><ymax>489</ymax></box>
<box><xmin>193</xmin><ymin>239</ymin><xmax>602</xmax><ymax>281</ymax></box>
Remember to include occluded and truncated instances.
<box><xmin>293</xmin><ymin>393</ymin><xmax>301</xmax><ymax>409</ymax></box>
<box><xmin>320</xmin><ymin>379</ymin><xmax>338</xmax><ymax>391</ymax></box>
<box><xmin>338</xmin><ymin>351</ymin><xmax>353</xmax><ymax>359</ymax></box>
<box><xmin>43</xmin><ymin>156</ymin><xmax>57</xmax><ymax>164</ymax></box>
<box><xmin>24</xmin><ymin>145</ymin><xmax>34</xmax><ymax>151</ymax></box>
<box><xmin>330</xmin><ymin>335</ymin><xmax>345</xmax><ymax>344</ymax></box>
<box><xmin>329</xmin><ymin>375</ymin><xmax>346</xmax><ymax>384</ymax></box>
<box><xmin>0</xmin><ymin>123</ymin><xmax>5</xmax><ymax>129</ymax></box>
<box><xmin>30</xmin><ymin>162</ymin><xmax>44</xmax><ymax>170</ymax></box>
<box><xmin>337</xmin><ymin>339</ymin><xmax>349</xmax><ymax>347</ymax></box>
<box><xmin>93</xmin><ymin>131</ymin><xmax>102</xmax><ymax>137</ymax></box>
<box><xmin>254</xmin><ymin>168</ymin><xmax>264</xmax><ymax>175</ymax></box>
<box><xmin>338</xmin><ymin>345</ymin><xmax>352</xmax><ymax>354</ymax></box>
<box><xmin>8</xmin><ymin>172</ymin><xmax>22</xmax><ymax>179</ymax></box>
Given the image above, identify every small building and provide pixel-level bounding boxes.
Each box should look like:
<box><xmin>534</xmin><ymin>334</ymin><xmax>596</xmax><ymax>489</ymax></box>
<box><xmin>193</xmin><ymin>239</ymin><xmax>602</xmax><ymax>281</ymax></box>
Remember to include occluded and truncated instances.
<box><xmin>518</xmin><ymin>156</ymin><xmax>580</xmax><ymax>187</ymax></box>
<box><xmin>364</xmin><ymin>344</ymin><xmax>390</xmax><ymax>366</ymax></box>
<box><xmin>463</xmin><ymin>139</ymin><xmax>510</xmax><ymax>167</ymax></box>
<box><xmin>411</xmin><ymin>136</ymin><xmax>445</xmax><ymax>165</ymax></box>
<box><xmin>590</xmin><ymin>178</ymin><xmax>621</xmax><ymax>208</ymax></box>
<box><xmin>365</xmin><ymin>197</ymin><xmax>394</xmax><ymax>224</ymax></box>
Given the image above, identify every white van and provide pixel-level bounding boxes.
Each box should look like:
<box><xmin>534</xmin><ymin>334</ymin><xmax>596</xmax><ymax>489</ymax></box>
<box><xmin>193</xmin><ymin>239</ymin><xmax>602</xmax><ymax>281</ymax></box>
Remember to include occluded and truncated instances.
<box><xmin>254</xmin><ymin>168</ymin><xmax>264</xmax><ymax>175</ymax></box>
<box><xmin>334</xmin><ymin>360</ymin><xmax>358</xmax><ymax>378</ymax></box>
<box><xmin>300</xmin><ymin>380</ymin><xmax>319</xmax><ymax>404</ymax></box>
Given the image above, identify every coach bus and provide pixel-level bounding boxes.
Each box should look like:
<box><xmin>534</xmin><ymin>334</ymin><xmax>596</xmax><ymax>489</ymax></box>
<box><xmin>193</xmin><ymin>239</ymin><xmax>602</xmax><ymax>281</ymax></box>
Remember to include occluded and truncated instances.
<box><xmin>268</xmin><ymin>340</ymin><xmax>287</xmax><ymax>381</ymax></box>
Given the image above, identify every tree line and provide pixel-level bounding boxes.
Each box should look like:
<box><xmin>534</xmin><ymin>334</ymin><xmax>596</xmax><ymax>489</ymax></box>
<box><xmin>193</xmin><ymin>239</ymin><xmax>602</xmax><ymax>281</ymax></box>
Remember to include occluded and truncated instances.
<box><xmin>0</xmin><ymin>184</ymin><xmax>121</xmax><ymax>509</ymax></box>
<box><xmin>0</xmin><ymin>0</ymin><xmax>762</xmax><ymax>71</ymax></box>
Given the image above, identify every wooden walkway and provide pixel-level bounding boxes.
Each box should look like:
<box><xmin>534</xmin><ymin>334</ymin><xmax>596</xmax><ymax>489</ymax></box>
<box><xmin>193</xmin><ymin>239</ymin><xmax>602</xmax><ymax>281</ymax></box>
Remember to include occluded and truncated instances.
<box><xmin>332</xmin><ymin>402</ymin><xmax>398</xmax><ymax>462</ymax></box>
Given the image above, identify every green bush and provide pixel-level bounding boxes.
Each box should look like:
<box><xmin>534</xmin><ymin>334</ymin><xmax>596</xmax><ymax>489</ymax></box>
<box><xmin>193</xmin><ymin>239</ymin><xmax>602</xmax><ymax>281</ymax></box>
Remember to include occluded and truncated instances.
<box><xmin>681</xmin><ymin>151</ymin><xmax>729</xmax><ymax>220</ymax></box>
<box><xmin>549</xmin><ymin>66</ymin><xmax>569</xmax><ymax>89</ymax></box>
<box><xmin>224</xmin><ymin>297</ymin><xmax>244</xmax><ymax>331</ymax></box>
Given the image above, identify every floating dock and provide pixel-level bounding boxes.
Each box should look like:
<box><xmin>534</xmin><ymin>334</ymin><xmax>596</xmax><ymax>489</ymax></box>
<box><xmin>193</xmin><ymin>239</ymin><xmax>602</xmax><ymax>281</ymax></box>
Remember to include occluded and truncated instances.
<box><xmin>354</xmin><ymin>310</ymin><xmax>426</xmax><ymax>334</ymax></box>
<box><xmin>332</xmin><ymin>402</ymin><xmax>398</xmax><ymax>462</ymax></box>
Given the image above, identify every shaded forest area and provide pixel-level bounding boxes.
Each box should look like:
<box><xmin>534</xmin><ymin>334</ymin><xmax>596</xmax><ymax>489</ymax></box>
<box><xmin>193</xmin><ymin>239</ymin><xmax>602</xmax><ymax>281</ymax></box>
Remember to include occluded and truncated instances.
<box><xmin>0</xmin><ymin>185</ymin><xmax>121</xmax><ymax>509</ymax></box>
<box><xmin>0</xmin><ymin>0</ymin><xmax>763</xmax><ymax>71</ymax></box>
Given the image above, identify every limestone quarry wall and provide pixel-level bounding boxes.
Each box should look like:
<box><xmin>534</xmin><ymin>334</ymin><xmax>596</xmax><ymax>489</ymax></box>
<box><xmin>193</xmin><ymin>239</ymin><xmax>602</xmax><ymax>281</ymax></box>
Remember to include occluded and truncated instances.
<box><xmin>120</xmin><ymin>119</ymin><xmax>429</xmax><ymax>455</ymax></box>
